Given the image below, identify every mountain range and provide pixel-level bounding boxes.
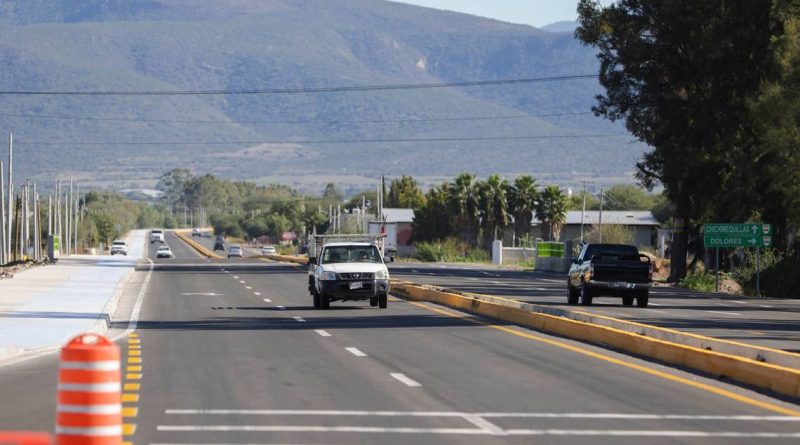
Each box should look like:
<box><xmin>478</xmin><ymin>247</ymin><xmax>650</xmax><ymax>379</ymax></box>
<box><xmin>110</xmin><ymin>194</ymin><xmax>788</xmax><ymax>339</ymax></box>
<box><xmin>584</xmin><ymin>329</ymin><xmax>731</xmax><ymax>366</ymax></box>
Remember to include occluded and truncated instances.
<box><xmin>0</xmin><ymin>0</ymin><xmax>645</xmax><ymax>194</ymax></box>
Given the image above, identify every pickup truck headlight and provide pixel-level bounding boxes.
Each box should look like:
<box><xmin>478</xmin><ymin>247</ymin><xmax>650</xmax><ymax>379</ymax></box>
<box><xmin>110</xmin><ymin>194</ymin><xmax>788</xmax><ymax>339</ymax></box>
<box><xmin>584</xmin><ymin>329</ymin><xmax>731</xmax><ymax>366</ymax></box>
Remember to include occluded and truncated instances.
<box><xmin>375</xmin><ymin>269</ymin><xmax>389</xmax><ymax>280</ymax></box>
<box><xmin>319</xmin><ymin>271</ymin><xmax>337</xmax><ymax>281</ymax></box>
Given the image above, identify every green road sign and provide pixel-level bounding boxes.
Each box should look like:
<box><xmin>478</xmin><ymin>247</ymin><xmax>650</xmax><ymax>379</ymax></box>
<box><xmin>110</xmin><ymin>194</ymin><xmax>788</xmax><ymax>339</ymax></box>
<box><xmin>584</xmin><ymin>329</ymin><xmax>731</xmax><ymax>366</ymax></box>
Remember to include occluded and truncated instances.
<box><xmin>703</xmin><ymin>223</ymin><xmax>773</xmax><ymax>248</ymax></box>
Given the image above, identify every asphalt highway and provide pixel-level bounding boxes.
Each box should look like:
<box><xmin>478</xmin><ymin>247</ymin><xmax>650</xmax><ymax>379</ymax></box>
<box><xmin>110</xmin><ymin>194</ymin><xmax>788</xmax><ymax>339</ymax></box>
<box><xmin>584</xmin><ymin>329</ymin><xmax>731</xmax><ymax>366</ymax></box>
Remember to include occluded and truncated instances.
<box><xmin>386</xmin><ymin>263</ymin><xmax>800</xmax><ymax>353</ymax></box>
<box><xmin>0</xmin><ymin>231</ymin><xmax>798</xmax><ymax>444</ymax></box>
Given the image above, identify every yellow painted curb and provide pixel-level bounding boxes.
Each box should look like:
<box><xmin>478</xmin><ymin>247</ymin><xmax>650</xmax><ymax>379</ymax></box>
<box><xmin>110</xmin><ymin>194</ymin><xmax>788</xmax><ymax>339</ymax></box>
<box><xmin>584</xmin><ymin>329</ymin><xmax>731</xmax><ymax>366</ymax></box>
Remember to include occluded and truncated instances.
<box><xmin>173</xmin><ymin>231</ymin><xmax>224</xmax><ymax>259</ymax></box>
<box><xmin>391</xmin><ymin>282</ymin><xmax>800</xmax><ymax>400</ymax></box>
<box><xmin>266</xmin><ymin>254</ymin><xmax>308</xmax><ymax>264</ymax></box>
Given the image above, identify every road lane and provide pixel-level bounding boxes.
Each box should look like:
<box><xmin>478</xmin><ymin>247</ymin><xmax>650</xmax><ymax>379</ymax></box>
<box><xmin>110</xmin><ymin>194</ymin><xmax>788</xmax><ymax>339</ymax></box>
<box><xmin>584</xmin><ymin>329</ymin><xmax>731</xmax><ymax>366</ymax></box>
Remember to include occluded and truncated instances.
<box><xmin>389</xmin><ymin>263</ymin><xmax>800</xmax><ymax>352</ymax></box>
<box><xmin>2</xmin><ymin>235</ymin><xmax>799</xmax><ymax>445</ymax></box>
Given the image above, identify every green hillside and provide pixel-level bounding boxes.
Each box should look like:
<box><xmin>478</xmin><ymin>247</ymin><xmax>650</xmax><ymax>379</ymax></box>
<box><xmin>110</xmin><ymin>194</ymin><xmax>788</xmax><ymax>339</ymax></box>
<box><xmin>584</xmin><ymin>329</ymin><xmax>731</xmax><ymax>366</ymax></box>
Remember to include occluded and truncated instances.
<box><xmin>0</xmin><ymin>0</ymin><xmax>644</xmax><ymax>190</ymax></box>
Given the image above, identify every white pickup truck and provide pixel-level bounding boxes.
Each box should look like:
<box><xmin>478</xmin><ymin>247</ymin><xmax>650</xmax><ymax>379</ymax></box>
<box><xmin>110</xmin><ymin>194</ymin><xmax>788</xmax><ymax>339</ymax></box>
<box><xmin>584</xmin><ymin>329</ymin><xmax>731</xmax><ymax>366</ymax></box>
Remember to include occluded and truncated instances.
<box><xmin>307</xmin><ymin>235</ymin><xmax>391</xmax><ymax>309</ymax></box>
<box><xmin>150</xmin><ymin>229</ymin><xmax>164</xmax><ymax>244</ymax></box>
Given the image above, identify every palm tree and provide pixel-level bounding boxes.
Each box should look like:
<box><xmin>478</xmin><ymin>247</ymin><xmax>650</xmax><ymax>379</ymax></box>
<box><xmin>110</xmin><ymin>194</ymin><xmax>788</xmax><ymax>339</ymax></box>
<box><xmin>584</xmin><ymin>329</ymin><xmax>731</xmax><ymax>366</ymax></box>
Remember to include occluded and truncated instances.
<box><xmin>535</xmin><ymin>185</ymin><xmax>568</xmax><ymax>241</ymax></box>
<box><xmin>508</xmin><ymin>175</ymin><xmax>538</xmax><ymax>243</ymax></box>
<box><xmin>478</xmin><ymin>174</ymin><xmax>509</xmax><ymax>248</ymax></box>
<box><xmin>448</xmin><ymin>173</ymin><xmax>480</xmax><ymax>246</ymax></box>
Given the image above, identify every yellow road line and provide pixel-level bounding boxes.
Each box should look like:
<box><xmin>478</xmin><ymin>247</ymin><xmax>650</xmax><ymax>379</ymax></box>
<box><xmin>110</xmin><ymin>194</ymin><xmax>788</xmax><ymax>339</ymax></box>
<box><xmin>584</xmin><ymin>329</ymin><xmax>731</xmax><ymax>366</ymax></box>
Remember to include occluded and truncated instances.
<box><xmin>406</xmin><ymin>300</ymin><xmax>800</xmax><ymax>417</ymax></box>
<box><xmin>122</xmin><ymin>423</ymin><xmax>136</xmax><ymax>435</ymax></box>
<box><xmin>122</xmin><ymin>407</ymin><xmax>139</xmax><ymax>418</ymax></box>
<box><xmin>122</xmin><ymin>393</ymin><xmax>139</xmax><ymax>403</ymax></box>
<box><xmin>129</xmin><ymin>357</ymin><xmax>142</xmax><ymax>364</ymax></box>
<box><xmin>127</xmin><ymin>365</ymin><xmax>142</xmax><ymax>372</ymax></box>
<box><xmin>128</xmin><ymin>338</ymin><xmax>141</xmax><ymax>344</ymax></box>
<box><xmin>126</xmin><ymin>373</ymin><xmax>143</xmax><ymax>380</ymax></box>
<box><xmin>128</xmin><ymin>333</ymin><xmax>138</xmax><ymax>338</ymax></box>
<box><xmin>129</xmin><ymin>350</ymin><xmax>141</xmax><ymax>356</ymax></box>
<box><xmin>124</xmin><ymin>383</ymin><xmax>141</xmax><ymax>391</ymax></box>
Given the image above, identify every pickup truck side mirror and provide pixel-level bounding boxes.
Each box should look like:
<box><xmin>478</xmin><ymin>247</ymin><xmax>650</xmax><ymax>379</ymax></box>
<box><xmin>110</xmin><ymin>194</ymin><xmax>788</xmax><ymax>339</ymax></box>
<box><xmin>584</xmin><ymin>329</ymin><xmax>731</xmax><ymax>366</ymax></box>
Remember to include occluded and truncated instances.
<box><xmin>386</xmin><ymin>256</ymin><xmax>394</xmax><ymax>263</ymax></box>
<box><xmin>308</xmin><ymin>257</ymin><xmax>317</xmax><ymax>265</ymax></box>
<box><xmin>571</xmin><ymin>257</ymin><xmax>580</xmax><ymax>264</ymax></box>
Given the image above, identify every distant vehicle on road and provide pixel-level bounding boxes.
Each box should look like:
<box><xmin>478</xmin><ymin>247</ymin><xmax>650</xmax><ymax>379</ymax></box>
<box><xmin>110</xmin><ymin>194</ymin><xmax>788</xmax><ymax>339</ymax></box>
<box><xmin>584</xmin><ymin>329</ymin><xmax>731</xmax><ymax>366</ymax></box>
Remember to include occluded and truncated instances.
<box><xmin>307</xmin><ymin>234</ymin><xmax>390</xmax><ymax>309</ymax></box>
<box><xmin>150</xmin><ymin>229</ymin><xmax>164</xmax><ymax>244</ymax></box>
<box><xmin>191</xmin><ymin>228</ymin><xmax>201</xmax><ymax>237</ymax></box>
<box><xmin>567</xmin><ymin>243</ymin><xmax>652</xmax><ymax>307</ymax></box>
<box><xmin>227</xmin><ymin>245</ymin><xmax>243</xmax><ymax>258</ymax></box>
<box><xmin>110</xmin><ymin>240</ymin><xmax>127</xmax><ymax>256</ymax></box>
<box><xmin>260</xmin><ymin>245</ymin><xmax>277</xmax><ymax>255</ymax></box>
<box><xmin>213</xmin><ymin>235</ymin><xmax>225</xmax><ymax>251</ymax></box>
<box><xmin>156</xmin><ymin>245</ymin><xmax>173</xmax><ymax>258</ymax></box>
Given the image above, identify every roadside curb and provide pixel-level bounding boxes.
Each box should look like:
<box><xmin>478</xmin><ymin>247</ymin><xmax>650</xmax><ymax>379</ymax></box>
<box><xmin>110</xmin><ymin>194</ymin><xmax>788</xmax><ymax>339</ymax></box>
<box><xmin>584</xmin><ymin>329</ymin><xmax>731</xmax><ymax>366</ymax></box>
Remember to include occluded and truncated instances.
<box><xmin>390</xmin><ymin>280</ymin><xmax>800</xmax><ymax>400</ymax></box>
<box><xmin>173</xmin><ymin>231</ymin><xmax>223</xmax><ymax>259</ymax></box>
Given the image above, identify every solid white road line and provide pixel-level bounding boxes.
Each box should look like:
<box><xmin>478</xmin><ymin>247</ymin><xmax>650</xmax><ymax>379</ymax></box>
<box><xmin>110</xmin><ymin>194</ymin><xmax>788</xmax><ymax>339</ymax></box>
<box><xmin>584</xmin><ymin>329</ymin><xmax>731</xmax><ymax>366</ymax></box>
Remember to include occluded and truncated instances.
<box><xmin>390</xmin><ymin>373</ymin><xmax>422</xmax><ymax>387</ymax></box>
<box><xmin>705</xmin><ymin>310</ymin><xmax>741</xmax><ymax>316</ymax></box>
<box><xmin>345</xmin><ymin>347</ymin><xmax>367</xmax><ymax>357</ymax></box>
<box><xmin>151</xmin><ymin>429</ymin><xmax>800</xmax><ymax>438</ymax></box>
<box><xmin>315</xmin><ymin>330</ymin><xmax>332</xmax><ymax>337</ymax></box>
<box><xmin>462</xmin><ymin>415</ymin><xmax>507</xmax><ymax>436</ymax></box>
<box><xmin>293</xmin><ymin>316</ymin><xmax>306</xmax><ymax>322</ymax></box>
<box><xmin>163</xmin><ymin>410</ymin><xmax>800</xmax><ymax>421</ymax></box>
<box><xmin>760</xmin><ymin>305</ymin><xmax>773</xmax><ymax>308</ymax></box>
<box><xmin>262</xmin><ymin>298</ymin><xmax>271</xmax><ymax>303</ymax></box>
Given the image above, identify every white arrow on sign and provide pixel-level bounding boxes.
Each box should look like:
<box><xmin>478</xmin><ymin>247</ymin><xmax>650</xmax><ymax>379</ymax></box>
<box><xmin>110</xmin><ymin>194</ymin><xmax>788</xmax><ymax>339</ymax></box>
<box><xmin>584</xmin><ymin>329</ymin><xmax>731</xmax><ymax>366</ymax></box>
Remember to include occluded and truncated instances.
<box><xmin>751</xmin><ymin>224</ymin><xmax>758</xmax><ymax>233</ymax></box>
<box><xmin>747</xmin><ymin>238</ymin><xmax>757</xmax><ymax>246</ymax></box>
<box><xmin>181</xmin><ymin>292</ymin><xmax>224</xmax><ymax>296</ymax></box>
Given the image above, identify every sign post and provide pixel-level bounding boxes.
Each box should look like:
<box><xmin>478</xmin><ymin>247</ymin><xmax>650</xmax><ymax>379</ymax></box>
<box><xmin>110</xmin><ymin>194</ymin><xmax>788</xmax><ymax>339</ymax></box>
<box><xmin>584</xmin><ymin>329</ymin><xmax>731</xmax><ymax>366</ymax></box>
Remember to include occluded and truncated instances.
<box><xmin>703</xmin><ymin>223</ymin><xmax>772</xmax><ymax>297</ymax></box>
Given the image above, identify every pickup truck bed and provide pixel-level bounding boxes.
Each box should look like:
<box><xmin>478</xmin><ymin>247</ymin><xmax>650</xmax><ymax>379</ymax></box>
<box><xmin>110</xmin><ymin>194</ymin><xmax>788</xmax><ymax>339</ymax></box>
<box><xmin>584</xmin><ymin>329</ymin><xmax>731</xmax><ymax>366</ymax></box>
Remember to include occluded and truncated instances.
<box><xmin>567</xmin><ymin>244</ymin><xmax>652</xmax><ymax>307</ymax></box>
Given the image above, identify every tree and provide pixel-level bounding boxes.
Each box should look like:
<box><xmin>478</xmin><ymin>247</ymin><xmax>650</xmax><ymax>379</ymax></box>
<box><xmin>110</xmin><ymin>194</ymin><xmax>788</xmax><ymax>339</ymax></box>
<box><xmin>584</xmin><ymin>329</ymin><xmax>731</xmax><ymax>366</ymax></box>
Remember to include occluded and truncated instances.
<box><xmin>577</xmin><ymin>0</ymin><xmax>780</xmax><ymax>281</ymax></box>
<box><xmin>322</xmin><ymin>183</ymin><xmax>343</xmax><ymax>202</ymax></box>
<box><xmin>478</xmin><ymin>174</ymin><xmax>509</xmax><ymax>248</ymax></box>
<box><xmin>600</xmin><ymin>185</ymin><xmax>654</xmax><ymax>211</ymax></box>
<box><xmin>535</xmin><ymin>185</ymin><xmax>568</xmax><ymax>241</ymax></box>
<box><xmin>386</xmin><ymin>175</ymin><xmax>426</xmax><ymax>209</ymax></box>
<box><xmin>448</xmin><ymin>173</ymin><xmax>480</xmax><ymax>246</ymax></box>
<box><xmin>156</xmin><ymin>168</ymin><xmax>193</xmax><ymax>210</ymax></box>
<box><xmin>413</xmin><ymin>182</ymin><xmax>452</xmax><ymax>242</ymax></box>
<box><xmin>508</xmin><ymin>175</ymin><xmax>538</xmax><ymax>240</ymax></box>
<box><xmin>567</xmin><ymin>190</ymin><xmax>599</xmax><ymax>211</ymax></box>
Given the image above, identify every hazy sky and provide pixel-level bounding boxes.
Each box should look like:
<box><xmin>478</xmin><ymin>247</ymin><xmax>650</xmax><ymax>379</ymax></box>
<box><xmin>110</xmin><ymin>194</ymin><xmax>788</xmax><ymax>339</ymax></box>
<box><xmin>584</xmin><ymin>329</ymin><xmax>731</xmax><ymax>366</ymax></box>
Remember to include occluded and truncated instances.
<box><xmin>394</xmin><ymin>0</ymin><xmax>582</xmax><ymax>28</ymax></box>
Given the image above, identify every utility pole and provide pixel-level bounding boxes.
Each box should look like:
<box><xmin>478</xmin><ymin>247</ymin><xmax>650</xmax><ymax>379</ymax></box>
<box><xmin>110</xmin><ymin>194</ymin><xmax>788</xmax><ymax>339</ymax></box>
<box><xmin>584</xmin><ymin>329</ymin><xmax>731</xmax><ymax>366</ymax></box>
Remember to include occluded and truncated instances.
<box><xmin>598</xmin><ymin>187</ymin><xmax>604</xmax><ymax>243</ymax></box>
<box><xmin>580</xmin><ymin>181</ymin><xmax>587</xmax><ymax>242</ymax></box>
<box><xmin>0</xmin><ymin>160</ymin><xmax>5</xmax><ymax>265</ymax></box>
<box><xmin>6</xmin><ymin>133</ymin><xmax>13</xmax><ymax>263</ymax></box>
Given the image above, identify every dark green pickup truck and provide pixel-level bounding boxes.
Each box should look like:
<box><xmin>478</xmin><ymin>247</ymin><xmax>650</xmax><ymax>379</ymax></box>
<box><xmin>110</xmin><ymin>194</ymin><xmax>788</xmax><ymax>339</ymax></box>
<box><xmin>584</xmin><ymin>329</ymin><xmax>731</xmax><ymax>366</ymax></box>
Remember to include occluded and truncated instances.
<box><xmin>567</xmin><ymin>243</ymin><xmax>653</xmax><ymax>307</ymax></box>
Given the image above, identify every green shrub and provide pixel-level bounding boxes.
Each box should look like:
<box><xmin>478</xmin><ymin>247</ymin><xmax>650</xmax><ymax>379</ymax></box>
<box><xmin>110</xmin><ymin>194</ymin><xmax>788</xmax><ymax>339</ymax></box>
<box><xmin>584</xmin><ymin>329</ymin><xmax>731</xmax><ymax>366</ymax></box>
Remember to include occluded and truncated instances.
<box><xmin>678</xmin><ymin>273</ymin><xmax>717</xmax><ymax>292</ymax></box>
<box><xmin>414</xmin><ymin>238</ymin><xmax>489</xmax><ymax>263</ymax></box>
<box><xmin>734</xmin><ymin>249</ymin><xmax>800</xmax><ymax>298</ymax></box>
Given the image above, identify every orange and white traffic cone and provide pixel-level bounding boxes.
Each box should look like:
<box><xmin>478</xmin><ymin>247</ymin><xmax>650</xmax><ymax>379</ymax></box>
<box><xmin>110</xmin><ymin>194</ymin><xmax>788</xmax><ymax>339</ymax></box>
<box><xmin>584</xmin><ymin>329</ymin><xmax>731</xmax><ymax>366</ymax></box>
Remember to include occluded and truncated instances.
<box><xmin>55</xmin><ymin>334</ymin><xmax>122</xmax><ymax>445</ymax></box>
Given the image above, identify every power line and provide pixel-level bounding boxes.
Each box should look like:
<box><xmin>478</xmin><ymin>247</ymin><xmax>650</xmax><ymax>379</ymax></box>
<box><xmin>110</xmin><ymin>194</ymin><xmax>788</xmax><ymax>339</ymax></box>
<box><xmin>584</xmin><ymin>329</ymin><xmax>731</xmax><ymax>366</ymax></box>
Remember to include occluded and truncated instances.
<box><xmin>15</xmin><ymin>133</ymin><xmax>628</xmax><ymax>146</ymax></box>
<box><xmin>0</xmin><ymin>74</ymin><xmax>596</xmax><ymax>96</ymax></box>
<box><xmin>0</xmin><ymin>111</ymin><xmax>594</xmax><ymax>125</ymax></box>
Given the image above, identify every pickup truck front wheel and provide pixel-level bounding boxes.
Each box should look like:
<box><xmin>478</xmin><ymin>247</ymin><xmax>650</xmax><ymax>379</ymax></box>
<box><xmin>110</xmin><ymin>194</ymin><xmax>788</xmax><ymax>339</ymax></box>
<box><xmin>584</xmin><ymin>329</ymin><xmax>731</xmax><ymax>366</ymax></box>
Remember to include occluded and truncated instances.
<box><xmin>320</xmin><ymin>293</ymin><xmax>330</xmax><ymax>309</ymax></box>
<box><xmin>636</xmin><ymin>290</ymin><xmax>649</xmax><ymax>308</ymax></box>
<box><xmin>312</xmin><ymin>288</ymin><xmax>321</xmax><ymax>308</ymax></box>
<box><xmin>378</xmin><ymin>293</ymin><xmax>388</xmax><ymax>309</ymax></box>
<box><xmin>567</xmin><ymin>285</ymin><xmax>579</xmax><ymax>305</ymax></box>
<box><xmin>580</xmin><ymin>283</ymin><xmax>593</xmax><ymax>306</ymax></box>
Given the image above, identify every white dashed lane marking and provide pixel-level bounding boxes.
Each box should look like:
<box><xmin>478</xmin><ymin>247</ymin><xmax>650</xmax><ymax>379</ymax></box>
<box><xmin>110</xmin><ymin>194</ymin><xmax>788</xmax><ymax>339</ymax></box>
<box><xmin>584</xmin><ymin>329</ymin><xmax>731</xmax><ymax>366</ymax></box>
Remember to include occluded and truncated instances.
<box><xmin>345</xmin><ymin>347</ymin><xmax>368</xmax><ymax>357</ymax></box>
<box><xmin>293</xmin><ymin>316</ymin><xmax>306</xmax><ymax>322</ymax></box>
<box><xmin>390</xmin><ymin>373</ymin><xmax>422</xmax><ymax>387</ymax></box>
<box><xmin>277</xmin><ymin>305</ymin><xmax>286</xmax><ymax>310</ymax></box>
<box><xmin>254</xmin><ymin>292</ymin><xmax>262</xmax><ymax>296</ymax></box>
<box><xmin>262</xmin><ymin>298</ymin><xmax>271</xmax><ymax>303</ymax></box>
<box><xmin>315</xmin><ymin>330</ymin><xmax>332</xmax><ymax>337</ymax></box>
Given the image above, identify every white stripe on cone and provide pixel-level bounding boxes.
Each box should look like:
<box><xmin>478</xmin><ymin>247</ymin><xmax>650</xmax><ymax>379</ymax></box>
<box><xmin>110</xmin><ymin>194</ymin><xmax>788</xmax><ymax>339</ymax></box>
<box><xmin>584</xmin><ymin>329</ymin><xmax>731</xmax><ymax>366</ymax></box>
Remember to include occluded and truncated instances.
<box><xmin>57</xmin><ymin>382</ymin><xmax>121</xmax><ymax>392</ymax></box>
<box><xmin>59</xmin><ymin>360</ymin><xmax>121</xmax><ymax>371</ymax></box>
<box><xmin>57</xmin><ymin>403</ymin><xmax>122</xmax><ymax>414</ymax></box>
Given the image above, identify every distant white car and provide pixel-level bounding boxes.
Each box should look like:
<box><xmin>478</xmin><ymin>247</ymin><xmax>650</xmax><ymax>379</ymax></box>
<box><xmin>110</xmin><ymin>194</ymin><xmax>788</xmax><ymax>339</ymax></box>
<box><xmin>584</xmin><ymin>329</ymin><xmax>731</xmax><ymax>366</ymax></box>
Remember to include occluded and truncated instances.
<box><xmin>110</xmin><ymin>240</ymin><xmax>128</xmax><ymax>256</ymax></box>
<box><xmin>227</xmin><ymin>245</ymin><xmax>243</xmax><ymax>258</ymax></box>
<box><xmin>260</xmin><ymin>245</ymin><xmax>277</xmax><ymax>255</ymax></box>
<box><xmin>156</xmin><ymin>245</ymin><xmax>173</xmax><ymax>258</ymax></box>
<box><xmin>191</xmin><ymin>228</ymin><xmax>201</xmax><ymax>237</ymax></box>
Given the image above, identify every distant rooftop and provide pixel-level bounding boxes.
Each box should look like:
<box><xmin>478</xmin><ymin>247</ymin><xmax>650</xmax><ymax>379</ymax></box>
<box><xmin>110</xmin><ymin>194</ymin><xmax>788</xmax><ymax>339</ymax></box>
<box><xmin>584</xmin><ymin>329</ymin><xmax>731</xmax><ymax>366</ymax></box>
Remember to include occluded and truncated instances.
<box><xmin>534</xmin><ymin>211</ymin><xmax>660</xmax><ymax>226</ymax></box>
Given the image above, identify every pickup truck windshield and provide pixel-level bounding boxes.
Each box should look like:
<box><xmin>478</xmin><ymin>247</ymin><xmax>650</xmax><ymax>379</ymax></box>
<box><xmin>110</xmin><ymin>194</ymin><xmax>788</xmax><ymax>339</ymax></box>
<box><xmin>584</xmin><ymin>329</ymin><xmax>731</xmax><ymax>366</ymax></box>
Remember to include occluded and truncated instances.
<box><xmin>583</xmin><ymin>244</ymin><xmax>639</xmax><ymax>260</ymax></box>
<box><xmin>322</xmin><ymin>246</ymin><xmax>382</xmax><ymax>263</ymax></box>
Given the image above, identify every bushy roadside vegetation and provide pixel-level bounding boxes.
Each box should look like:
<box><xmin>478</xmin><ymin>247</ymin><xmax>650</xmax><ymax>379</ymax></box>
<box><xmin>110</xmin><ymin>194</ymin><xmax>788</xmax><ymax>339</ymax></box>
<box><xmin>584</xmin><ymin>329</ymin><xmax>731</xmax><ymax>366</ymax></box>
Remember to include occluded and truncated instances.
<box><xmin>77</xmin><ymin>192</ymin><xmax>174</xmax><ymax>250</ymax></box>
<box><xmin>414</xmin><ymin>239</ymin><xmax>490</xmax><ymax>263</ymax></box>
<box><xmin>733</xmin><ymin>249</ymin><xmax>800</xmax><ymax>298</ymax></box>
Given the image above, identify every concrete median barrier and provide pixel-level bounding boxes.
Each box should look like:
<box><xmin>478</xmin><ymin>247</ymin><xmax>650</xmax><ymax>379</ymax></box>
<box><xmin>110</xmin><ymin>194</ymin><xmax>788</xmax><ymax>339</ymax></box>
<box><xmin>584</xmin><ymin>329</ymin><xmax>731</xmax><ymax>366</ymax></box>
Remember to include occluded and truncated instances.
<box><xmin>390</xmin><ymin>281</ymin><xmax>800</xmax><ymax>400</ymax></box>
<box><xmin>172</xmin><ymin>231</ymin><xmax>223</xmax><ymax>259</ymax></box>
